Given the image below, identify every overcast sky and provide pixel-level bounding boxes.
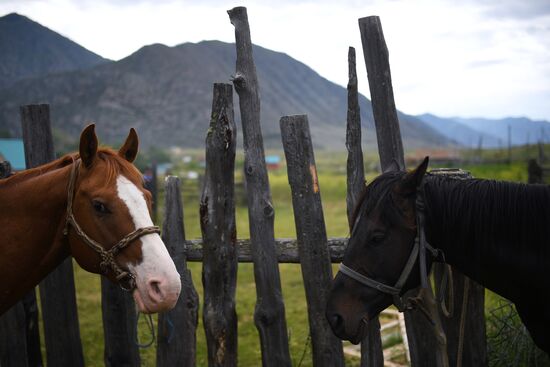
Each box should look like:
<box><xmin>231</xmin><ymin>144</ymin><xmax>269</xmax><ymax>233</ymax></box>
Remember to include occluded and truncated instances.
<box><xmin>2</xmin><ymin>0</ymin><xmax>549</xmax><ymax>121</ymax></box>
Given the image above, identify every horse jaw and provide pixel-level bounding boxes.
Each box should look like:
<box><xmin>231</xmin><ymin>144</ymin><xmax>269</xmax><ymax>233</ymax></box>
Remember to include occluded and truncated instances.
<box><xmin>116</xmin><ymin>175</ymin><xmax>181</xmax><ymax>313</ymax></box>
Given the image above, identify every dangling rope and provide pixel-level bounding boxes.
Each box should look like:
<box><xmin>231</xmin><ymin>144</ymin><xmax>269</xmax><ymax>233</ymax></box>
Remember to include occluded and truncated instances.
<box><xmin>135</xmin><ymin>311</ymin><xmax>156</xmax><ymax>348</ymax></box>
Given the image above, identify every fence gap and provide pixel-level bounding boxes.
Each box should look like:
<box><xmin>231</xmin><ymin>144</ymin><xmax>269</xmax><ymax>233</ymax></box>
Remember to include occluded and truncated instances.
<box><xmin>157</xmin><ymin>176</ymin><xmax>199</xmax><ymax>366</ymax></box>
<box><xmin>280</xmin><ymin>114</ymin><xmax>345</xmax><ymax>367</ymax></box>
<box><xmin>200</xmin><ymin>83</ymin><xmax>238</xmax><ymax>366</ymax></box>
<box><xmin>22</xmin><ymin>104</ymin><xmax>84</xmax><ymax>367</ymax></box>
<box><xmin>228</xmin><ymin>6</ymin><xmax>291</xmax><ymax>366</ymax></box>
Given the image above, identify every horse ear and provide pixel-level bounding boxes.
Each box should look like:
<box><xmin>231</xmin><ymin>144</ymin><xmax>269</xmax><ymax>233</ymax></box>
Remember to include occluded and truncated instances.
<box><xmin>119</xmin><ymin>128</ymin><xmax>139</xmax><ymax>163</ymax></box>
<box><xmin>396</xmin><ymin>156</ymin><xmax>429</xmax><ymax>195</ymax></box>
<box><xmin>383</xmin><ymin>158</ymin><xmax>402</xmax><ymax>173</ymax></box>
<box><xmin>79</xmin><ymin>124</ymin><xmax>98</xmax><ymax>168</ymax></box>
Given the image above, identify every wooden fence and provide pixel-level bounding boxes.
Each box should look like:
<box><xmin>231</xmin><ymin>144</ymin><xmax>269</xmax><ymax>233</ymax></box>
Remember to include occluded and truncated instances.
<box><xmin>0</xmin><ymin>7</ymin><xmax>489</xmax><ymax>367</ymax></box>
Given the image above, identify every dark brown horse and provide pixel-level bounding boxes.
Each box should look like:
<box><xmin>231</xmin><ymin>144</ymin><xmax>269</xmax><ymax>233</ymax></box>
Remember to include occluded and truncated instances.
<box><xmin>326</xmin><ymin>157</ymin><xmax>550</xmax><ymax>354</ymax></box>
<box><xmin>0</xmin><ymin>125</ymin><xmax>181</xmax><ymax>315</ymax></box>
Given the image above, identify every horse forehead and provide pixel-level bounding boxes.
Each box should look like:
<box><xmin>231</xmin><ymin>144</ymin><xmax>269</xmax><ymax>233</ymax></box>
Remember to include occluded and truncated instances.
<box><xmin>116</xmin><ymin>175</ymin><xmax>151</xmax><ymax>227</ymax></box>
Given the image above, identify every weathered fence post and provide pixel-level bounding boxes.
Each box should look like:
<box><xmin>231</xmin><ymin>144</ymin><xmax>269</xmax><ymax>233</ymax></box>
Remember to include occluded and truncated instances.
<box><xmin>228</xmin><ymin>6</ymin><xmax>291</xmax><ymax>366</ymax></box>
<box><xmin>358</xmin><ymin>17</ymin><xmax>441</xmax><ymax>367</ymax></box>
<box><xmin>0</xmin><ymin>163</ymin><xmax>26</xmax><ymax>367</ymax></box>
<box><xmin>435</xmin><ymin>264</ymin><xmax>487</xmax><ymax>366</ymax></box>
<box><xmin>358</xmin><ymin>17</ymin><xmax>405</xmax><ymax>172</ymax></box>
<box><xmin>345</xmin><ymin>46</ymin><xmax>384</xmax><ymax>367</ymax></box>
<box><xmin>21</xmin><ymin>104</ymin><xmax>84</xmax><ymax>366</ymax></box>
<box><xmin>157</xmin><ymin>176</ymin><xmax>199</xmax><ymax>366</ymax></box>
<box><xmin>200</xmin><ymin>83</ymin><xmax>238</xmax><ymax>366</ymax></box>
<box><xmin>0</xmin><ymin>303</ymin><xmax>29</xmax><ymax>367</ymax></box>
<box><xmin>280</xmin><ymin>114</ymin><xmax>345</xmax><ymax>367</ymax></box>
<box><xmin>101</xmin><ymin>278</ymin><xmax>140</xmax><ymax>367</ymax></box>
<box><xmin>528</xmin><ymin>159</ymin><xmax>543</xmax><ymax>184</ymax></box>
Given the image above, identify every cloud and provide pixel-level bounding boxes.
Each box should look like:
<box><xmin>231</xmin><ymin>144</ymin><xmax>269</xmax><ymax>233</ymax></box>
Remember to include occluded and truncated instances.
<box><xmin>474</xmin><ymin>0</ymin><xmax>550</xmax><ymax>20</ymax></box>
<box><xmin>1</xmin><ymin>0</ymin><xmax>549</xmax><ymax>120</ymax></box>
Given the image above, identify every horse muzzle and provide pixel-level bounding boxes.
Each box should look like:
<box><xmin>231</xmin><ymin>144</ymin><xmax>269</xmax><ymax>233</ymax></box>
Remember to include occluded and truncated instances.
<box><xmin>133</xmin><ymin>274</ymin><xmax>181</xmax><ymax>313</ymax></box>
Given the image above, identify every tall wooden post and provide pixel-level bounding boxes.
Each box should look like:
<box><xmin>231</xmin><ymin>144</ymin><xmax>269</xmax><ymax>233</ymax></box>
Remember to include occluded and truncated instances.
<box><xmin>358</xmin><ymin>17</ymin><xmax>441</xmax><ymax>367</ymax></box>
<box><xmin>281</xmin><ymin>115</ymin><xmax>345</xmax><ymax>367</ymax></box>
<box><xmin>228</xmin><ymin>6</ymin><xmax>291</xmax><ymax>366</ymax></box>
<box><xmin>358</xmin><ymin>17</ymin><xmax>404</xmax><ymax>171</ymax></box>
<box><xmin>200</xmin><ymin>83</ymin><xmax>239</xmax><ymax>366</ymax></box>
<box><xmin>345</xmin><ymin>47</ymin><xmax>385</xmax><ymax>366</ymax></box>
<box><xmin>0</xmin><ymin>303</ymin><xmax>29</xmax><ymax>367</ymax></box>
<box><xmin>157</xmin><ymin>176</ymin><xmax>199</xmax><ymax>366</ymax></box>
<box><xmin>101</xmin><ymin>278</ymin><xmax>140</xmax><ymax>367</ymax></box>
<box><xmin>21</xmin><ymin>104</ymin><xmax>84</xmax><ymax>367</ymax></box>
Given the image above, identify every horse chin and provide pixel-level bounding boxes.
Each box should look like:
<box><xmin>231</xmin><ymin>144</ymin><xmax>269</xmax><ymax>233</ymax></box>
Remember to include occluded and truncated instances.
<box><xmin>348</xmin><ymin>317</ymin><xmax>369</xmax><ymax>345</ymax></box>
<box><xmin>133</xmin><ymin>290</ymin><xmax>153</xmax><ymax>314</ymax></box>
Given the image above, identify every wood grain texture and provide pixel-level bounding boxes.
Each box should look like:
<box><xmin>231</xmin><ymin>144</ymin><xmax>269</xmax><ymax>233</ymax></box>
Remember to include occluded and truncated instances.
<box><xmin>0</xmin><ymin>302</ymin><xmax>29</xmax><ymax>367</ymax></box>
<box><xmin>345</xmin><ymin>47</ymin><xmax>384</xmax><ymax>367</ymax></box>
<box><xmin>434</xmin><ymin>265</ymin><xmax>488</xmax><ymax>367</ymax></box>
<box><xmin>200</xmin><ymin>83</ymin><xmax>238</xmax><ymax>366</ymax></box>
<box><xmin>280</xmin><ymin>115</ymin><xmax>345</xmax><ymax>367</ymax></box>
<box><xmin>157</xmin><ymin>176</ymin><xmax>199</xmax><ymax>367</ymax></box>
<box><xmin>101</xmin><ymin>278</ymin><xmax>140</xmax><ymax>367</ymax></box>
<box><xmin>228</xmin><ymin>6</ymin><xmax>291</xmax><ymax>366</ymax></box>
<box><xmin>183</xmin><ymin>238</ymin><xmax>348</xmax><ymax>263</ymax></box>
<box><xmin>358</xmin><ymin>17</ymin><xmax>405</xmax><ymax>172</ymax></box>
<box><xmin>358</xmin><ymin>19</ymin><xmax>444</xmax><ymax>367</ymax></box>
<box><xmin>21</xmin><ymin>104</ymin><xmax>83</xmax><ymax>367</ymax></box>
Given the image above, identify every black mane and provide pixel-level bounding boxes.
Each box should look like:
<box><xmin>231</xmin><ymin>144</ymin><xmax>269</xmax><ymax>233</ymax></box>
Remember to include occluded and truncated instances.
<box><xmin>424</xmin><ymin>174</ymin><xmax>550</xmax><ymax>296</ymax></box>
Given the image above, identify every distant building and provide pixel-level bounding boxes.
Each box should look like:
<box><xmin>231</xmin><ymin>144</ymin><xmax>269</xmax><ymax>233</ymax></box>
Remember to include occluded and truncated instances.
<box><xmin>0</xmin><ymin>139</ymin><xmax>26</xmax><ymax>171</ymax></box>
<box><xmin>265</xmin><ymin>155</ymin><xmax>281</xmax><ymax>170</ymax></box>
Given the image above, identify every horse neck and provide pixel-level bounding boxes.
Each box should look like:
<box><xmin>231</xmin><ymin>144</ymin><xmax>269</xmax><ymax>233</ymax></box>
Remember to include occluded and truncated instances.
<box><xmin>0</xmin><ymin>161</ymin><xmax>73</xmax><ymax>312</ymax></box>
<box><xmin>423</xmin><ymin>175</ymin><xmax>550</xmax><ymax>300</ymax></box>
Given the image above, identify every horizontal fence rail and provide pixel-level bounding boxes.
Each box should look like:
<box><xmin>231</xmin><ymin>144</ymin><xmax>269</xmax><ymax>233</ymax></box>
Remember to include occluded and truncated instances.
<box><xmin>182</xmin><ymin>238</ymin><xmax>348</xmax><ymax>263</ymax></box>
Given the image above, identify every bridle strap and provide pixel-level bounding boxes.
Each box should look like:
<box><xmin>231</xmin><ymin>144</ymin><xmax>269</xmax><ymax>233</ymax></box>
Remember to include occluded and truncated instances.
<box><xmin>339</xmin><ymin>173</ymin><xmax>444</xmax><ymax>311</ymax></box>
<box><xmin>339</xmin><ymin>239</ymin><xmax>420</xmax><ymax>311</ymax></box>
<box><xmin>339</xmin><ymin>264</ymin><xmax>400</xmax><ymax>295</ymax></box>
<box><xmin>63</xmin><ymin>158</ymin><xmax>160</xmax><ymax>291</ymax></box>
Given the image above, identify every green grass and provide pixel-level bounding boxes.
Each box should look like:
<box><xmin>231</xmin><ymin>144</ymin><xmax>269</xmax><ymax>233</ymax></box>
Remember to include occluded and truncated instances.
<box><xmin>66</xmin><ymin>151</ymin><xmax>535</xmax><ymax>366</ymax></box>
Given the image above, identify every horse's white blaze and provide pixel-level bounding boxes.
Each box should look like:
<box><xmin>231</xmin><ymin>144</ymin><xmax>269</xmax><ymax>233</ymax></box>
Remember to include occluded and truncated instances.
<box><xmin>116</xmin><ymin>175</ymin><xmax>181</xmax><ymax>311</ymax></box>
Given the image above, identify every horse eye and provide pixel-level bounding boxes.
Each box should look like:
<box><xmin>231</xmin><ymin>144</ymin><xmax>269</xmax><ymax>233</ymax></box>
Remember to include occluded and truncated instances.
<box><xmin>369</xmin><ymin>232</ymin><xmax>386</xmax><ymax>246</ymax></box>
<box><xmin>92</xmin><ymin>200</ymin><xmax>110</xmax><ymax>214</ymax></box>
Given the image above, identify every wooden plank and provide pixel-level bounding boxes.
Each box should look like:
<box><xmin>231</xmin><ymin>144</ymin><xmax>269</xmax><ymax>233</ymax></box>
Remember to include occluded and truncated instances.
<box><xmin>435</xmin><ymin>265</ymin><xmax>487</xmax><ymax>366</ymax></box>
<box><xmin>346</xmin><ymin>45</ymin><xmax>384</xmax><ymax>367</ymax></box>
<box><xmin>0</xmin><ymin>303</ymin><xmax>29</xmax><ymax>367</ymax></box>
<box><xmin>280</xmin><ymin>115</ymin><xmax>344</xmax><ymax>367</ymax></box>
<box><xmin>358</xmin><ymin>16</ymin><xmax>405</xmax><ymax>171</ymax></box>
<box><xmin>346</xmin><ymin>46</ymin><xmax>366</xmax><ymax>227</ymax></box>
<box><xmin>157</xmin><ymin>176</ymin><xmax>199</xmax><ymax>367</ymax></box>
<box><xmin>228</xmin><ymin>6</ymin><xmax>291</xmax><ymax>366</ymax></box>
<box><xmin>20</xmin><ymin>104</ymin><xmax>84</xmax><ymax>366</ymax></box>
<box><xmin>101</xmin><ymin>278</ymin><xmax>140</xmax><ymax>367</ymax></box>
<box><xmin>358</xmin><ymin>17</ymin><xmax>443</xmax><ymax>367</ymax></box>
<box><xmin>200</xmin><ymin>83</ymin><xmax>238</xmax><ymax>366</ymax></box>
<box><xmin>183</xmin><ymin>238</ymin><xmax>348</xmax><ymax>263</ymax></box>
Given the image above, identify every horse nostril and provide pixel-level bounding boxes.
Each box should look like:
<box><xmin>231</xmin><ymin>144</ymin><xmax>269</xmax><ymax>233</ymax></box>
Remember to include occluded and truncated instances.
<box><xmin>327</xmin><ymin>312</ymin><xmax>344</xmax><ymax>330</ymax></box>
<box><xmin>147</xmin><ymin>279</ymin><xmax>164</xmax><ymax>302</ymax></box>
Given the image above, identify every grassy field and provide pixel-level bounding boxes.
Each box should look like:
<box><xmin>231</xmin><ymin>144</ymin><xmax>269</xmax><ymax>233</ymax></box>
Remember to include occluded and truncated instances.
<box><xmin>63</xmin><ymin>151</ymin><xmax>536</xmax><ymax>366</ymax></box>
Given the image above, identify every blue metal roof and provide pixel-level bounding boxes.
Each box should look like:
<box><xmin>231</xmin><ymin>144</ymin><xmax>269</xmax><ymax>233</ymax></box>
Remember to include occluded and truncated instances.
<box><xmin>0</xmin><ymin>139</ymin><xmax>26</xmax><ymax>170</ymax></box>
<box><xmin>265</xmin><ymin>155</ymin><xmax>281</xmax><ymax>164</ymax></box>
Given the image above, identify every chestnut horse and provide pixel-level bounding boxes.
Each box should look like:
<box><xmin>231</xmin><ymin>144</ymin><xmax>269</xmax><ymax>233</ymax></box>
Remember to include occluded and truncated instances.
<box><xmin>0</xmin><ymin>124</ymin><xmax>181</xmax><ymax>315</ymax></box>
<box><xmin>326</xmin><ymin>157</ymin><xmax>550</xmax><ymax>354</ymax></box>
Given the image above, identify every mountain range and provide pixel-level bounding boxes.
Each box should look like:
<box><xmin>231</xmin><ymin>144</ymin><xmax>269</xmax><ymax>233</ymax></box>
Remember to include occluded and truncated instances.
<box><xmin>0</xmin><ymin>13</ymin><xmax>108</xmax><ymax>90</ymax></box>
<box><xmin>0</xmin><ymin>12</ymin><xmax>548</xmax><ymax>152</ymax></box>
<box><xmin>419</xmin><ymin>114</ymin><xmax>550</xmax><ymax>148</ymax></box>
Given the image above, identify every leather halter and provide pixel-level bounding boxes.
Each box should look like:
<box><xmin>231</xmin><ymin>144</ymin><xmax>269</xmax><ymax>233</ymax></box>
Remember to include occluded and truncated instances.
<box><xmin>63</xmin><ymin>158</ymin><xmax>160</xmax><ymax>291</ymax></box>
<box><xmin>339</xmin><ymin>176</ymin><xmax>443</xmax><ymax>311</ymax></box>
